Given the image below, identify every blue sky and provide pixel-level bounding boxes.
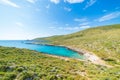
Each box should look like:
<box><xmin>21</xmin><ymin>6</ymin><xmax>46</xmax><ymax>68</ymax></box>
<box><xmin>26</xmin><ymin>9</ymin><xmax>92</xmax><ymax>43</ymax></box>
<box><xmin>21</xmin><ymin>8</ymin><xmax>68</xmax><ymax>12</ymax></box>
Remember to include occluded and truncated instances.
<box><xmin>0</xmin><ymin>0</ymin><xmax>120</xmax><ymax>40</ymax></box>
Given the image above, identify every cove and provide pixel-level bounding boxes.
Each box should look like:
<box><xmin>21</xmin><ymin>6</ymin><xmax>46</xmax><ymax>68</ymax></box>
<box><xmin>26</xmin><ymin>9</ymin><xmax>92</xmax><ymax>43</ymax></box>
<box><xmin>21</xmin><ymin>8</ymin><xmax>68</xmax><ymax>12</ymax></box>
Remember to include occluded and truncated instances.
<box><xmin>0</xmin><ymin>40</ymin><xmax>84</xmax><ymax>59</ymax></box>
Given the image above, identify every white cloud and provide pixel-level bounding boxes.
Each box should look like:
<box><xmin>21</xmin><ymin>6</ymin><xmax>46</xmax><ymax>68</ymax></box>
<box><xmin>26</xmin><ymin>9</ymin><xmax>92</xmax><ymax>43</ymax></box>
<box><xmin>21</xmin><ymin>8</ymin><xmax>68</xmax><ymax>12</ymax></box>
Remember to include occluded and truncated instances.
<box><xmin>46</xmin><ymin>4</ymin><xmax>50</xmax><ymax>9</ymax></box>
<box><xmin>115</xmin><ymin>7</ymin><xmax>120</xmax><ymax>10</ymax></box>
<box><xmin>35</xmin><ymin>8</ymin><xmax>40</xmax><ymax>11</ymax></box>
<box><xmin>103</xmin><ymin>10</ymin><xmax>107</xmax><ymax>12</ymax></box>
<box><xmin>65</xmin><ymin>24</ymin><xmax>69</xmax><ymax>26</ymax></box>
<box><xmin>50</xmin><ymin>25</ymin><xmax>90</xmax><ymax>31</ymax></box>
<box><xmin>74</xmin><ymin>18</ymin><xmax>87</xmax><ymax>22</ymax></box>
<box><xmin>80</xmin><ymin>25</ymin><xmax>90</xmax><ymax>29</ymax></box>
<box><xmin>49</xmin><ymin>26</ymin><xmax>56</xmax><ymax>29</ymax></box>
<box><xmin>79</xmin><ymin>22</ymin><xmax>89</xmax><ymax>26</ymax></box>
<box><xmin>64</xmin><ymin>0</ymin><xmax>84</xmax><ymax>4</ymax></box>
<box><xmin>26</xmin><ymin>0</ymin><xmax>36</xmax><ymax>3</ymax></box>
<box><xmin>64</xmin><ymin>27</ymin><xmax>79</xmax><ymax>30</ymax></box>
<box><xmin>62</xmin><ymin>26</ymin><xmax>90</xmax><ymax>30</ymax></box>
<box><xmin>50</xmin><ymin>0</ymin><xmax>60</xmax><ymax>4</ymax></box>
<box><xmin>49</xmin><ymin>25</ymin><xmax>90</xmax><ymax>31</ymax></box>
<box><xmin>0</xmin><ymin>0</ymin><xmax>20</xmax><ymax>8</ymax></box>
<box><xmin>98</xmin><ymin>11</ymin><xmax>120</xmax><ymax>22</ymax></box>
<box><xmin>84</xmin><ymin>0</ymin><xmax>96</xmax><ymax>9</ymax></box>
<box><xmin>50</xmin><ymin>0</ymin><xmax>84</xmax><ymax>4</ymax></box>
<box><xmin>16</xmin><ymin>22</ymin><xmax>24</xmax><ymax>27</ymax></box>
<box><xmin>64</xmin><ymin>7</ymin><xmax>72</xmax><ymax>12</ymax></box>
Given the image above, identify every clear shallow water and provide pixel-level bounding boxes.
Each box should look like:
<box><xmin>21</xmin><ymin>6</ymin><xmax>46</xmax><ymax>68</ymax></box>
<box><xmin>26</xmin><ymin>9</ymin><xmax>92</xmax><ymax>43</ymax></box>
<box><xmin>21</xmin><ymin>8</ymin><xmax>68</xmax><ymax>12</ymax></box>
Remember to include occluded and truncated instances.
<box><xmin>0</xmin><ymin>40</ymin><xmax>84</xmax><ymax>59</ymax></box>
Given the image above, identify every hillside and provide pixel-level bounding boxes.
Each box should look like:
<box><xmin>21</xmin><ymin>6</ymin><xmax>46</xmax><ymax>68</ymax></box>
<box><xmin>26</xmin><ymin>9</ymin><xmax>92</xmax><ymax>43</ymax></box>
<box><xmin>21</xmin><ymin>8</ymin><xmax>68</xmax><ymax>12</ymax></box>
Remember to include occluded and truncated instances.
<box><xmin>35</xmin><ymin>24</ymin><xmax>120</xmax><ymax>65</ymax></box>
<box><xmin>1</xmin><ymin>46</ymin><xmax>120</xmax><ymax>80</ymax></box>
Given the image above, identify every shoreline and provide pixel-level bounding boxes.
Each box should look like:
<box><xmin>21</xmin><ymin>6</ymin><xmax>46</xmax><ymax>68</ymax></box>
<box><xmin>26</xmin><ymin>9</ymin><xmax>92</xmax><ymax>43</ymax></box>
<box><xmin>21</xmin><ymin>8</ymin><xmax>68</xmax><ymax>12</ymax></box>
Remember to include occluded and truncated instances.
<box><xmin>44</xmin><ymin>53</ymin><xmax>85</xmax><ymax>62</ymax></box>
<box><xmin>29</xmin><ymin>42</ymin><xmax>108</xmax><ymax>66</ymax></box>
<box><xmin>57</xmin><ymin>45</ymin><xmax>107</xmax><ymax>66</ymax></box>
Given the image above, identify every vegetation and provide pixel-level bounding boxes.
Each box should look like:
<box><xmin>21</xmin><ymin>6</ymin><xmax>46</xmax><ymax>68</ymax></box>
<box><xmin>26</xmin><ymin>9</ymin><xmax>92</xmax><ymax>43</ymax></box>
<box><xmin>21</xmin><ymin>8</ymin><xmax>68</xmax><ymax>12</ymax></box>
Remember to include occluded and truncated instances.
<box><xmin>0</xmin><ymin>24</ymin><xmax>120</xmax><ymax>80</ymax></box>
<box><xmin>0</xmin><ymin>46</ymin><xmax>120</xmax><ymax>80</ymax></box>
<box><xmin>35</xmin><ymin>24</ymin><xmax>120</xmax><ymax>66</ymax></box>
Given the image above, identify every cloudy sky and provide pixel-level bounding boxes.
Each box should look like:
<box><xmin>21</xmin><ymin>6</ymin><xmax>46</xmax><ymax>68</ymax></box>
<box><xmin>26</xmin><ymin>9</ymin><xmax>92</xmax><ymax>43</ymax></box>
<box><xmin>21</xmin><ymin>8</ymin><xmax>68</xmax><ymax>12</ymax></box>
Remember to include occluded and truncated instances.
<box><xmin>0</xmin><ymin>0</ymin><xmax>120</xmax><ymax>40</ymax></box>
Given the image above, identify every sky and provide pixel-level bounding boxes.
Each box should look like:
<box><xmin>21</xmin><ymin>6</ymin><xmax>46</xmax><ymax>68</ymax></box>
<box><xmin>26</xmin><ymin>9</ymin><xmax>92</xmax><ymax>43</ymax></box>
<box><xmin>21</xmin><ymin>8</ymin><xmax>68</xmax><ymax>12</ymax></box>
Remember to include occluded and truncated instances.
<box><xmin>0</xmin><ymin>0</ymin><xmax>120</xmax><ymax>40</ymax></box>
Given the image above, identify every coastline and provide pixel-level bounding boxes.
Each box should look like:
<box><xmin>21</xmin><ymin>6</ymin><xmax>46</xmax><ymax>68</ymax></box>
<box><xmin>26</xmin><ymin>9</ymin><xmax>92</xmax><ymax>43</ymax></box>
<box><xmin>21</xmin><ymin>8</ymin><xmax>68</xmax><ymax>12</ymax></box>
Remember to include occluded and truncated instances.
<box><xmin>44</xmin><ymin>53</ymin><xmax>85</xmax><ymax>62</ymax></box>
<box><xmin>58</xmin><ymin>45</ymin><xmax>107</xmax><ymax>66</ymax></box>
<box><xmin>29</xmin><ymin>42</ymin><xmax>108</xmax><ymax>66</ymax></box>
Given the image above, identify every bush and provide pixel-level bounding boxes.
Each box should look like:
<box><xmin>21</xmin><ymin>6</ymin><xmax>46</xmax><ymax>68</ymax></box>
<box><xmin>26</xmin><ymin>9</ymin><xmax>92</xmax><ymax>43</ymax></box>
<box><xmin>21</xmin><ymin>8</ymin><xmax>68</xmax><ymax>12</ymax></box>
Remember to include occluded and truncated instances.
<box><xmin>3</xmin><ymin>73</ymin><xmax>16</xmax><ymax>80</ymax></box>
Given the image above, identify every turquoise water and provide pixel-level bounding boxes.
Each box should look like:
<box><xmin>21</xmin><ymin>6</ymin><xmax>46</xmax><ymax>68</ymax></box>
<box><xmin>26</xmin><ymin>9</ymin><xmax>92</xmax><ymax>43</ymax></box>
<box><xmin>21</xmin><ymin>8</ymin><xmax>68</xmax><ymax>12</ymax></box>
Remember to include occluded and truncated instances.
<box><xmin>0</xmin><ymin>40</ymin><xmax>84</xmax><ymax>59</ymax></box>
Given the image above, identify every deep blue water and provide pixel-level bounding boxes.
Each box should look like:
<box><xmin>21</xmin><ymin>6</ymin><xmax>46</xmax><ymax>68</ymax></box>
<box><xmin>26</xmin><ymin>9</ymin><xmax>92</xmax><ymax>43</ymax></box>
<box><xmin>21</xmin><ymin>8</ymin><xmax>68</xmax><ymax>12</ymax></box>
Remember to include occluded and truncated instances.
<box><xmin>0</xmin><ymin>40</ymin><xmax>84</xmax><ymax>59</ymax></box>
